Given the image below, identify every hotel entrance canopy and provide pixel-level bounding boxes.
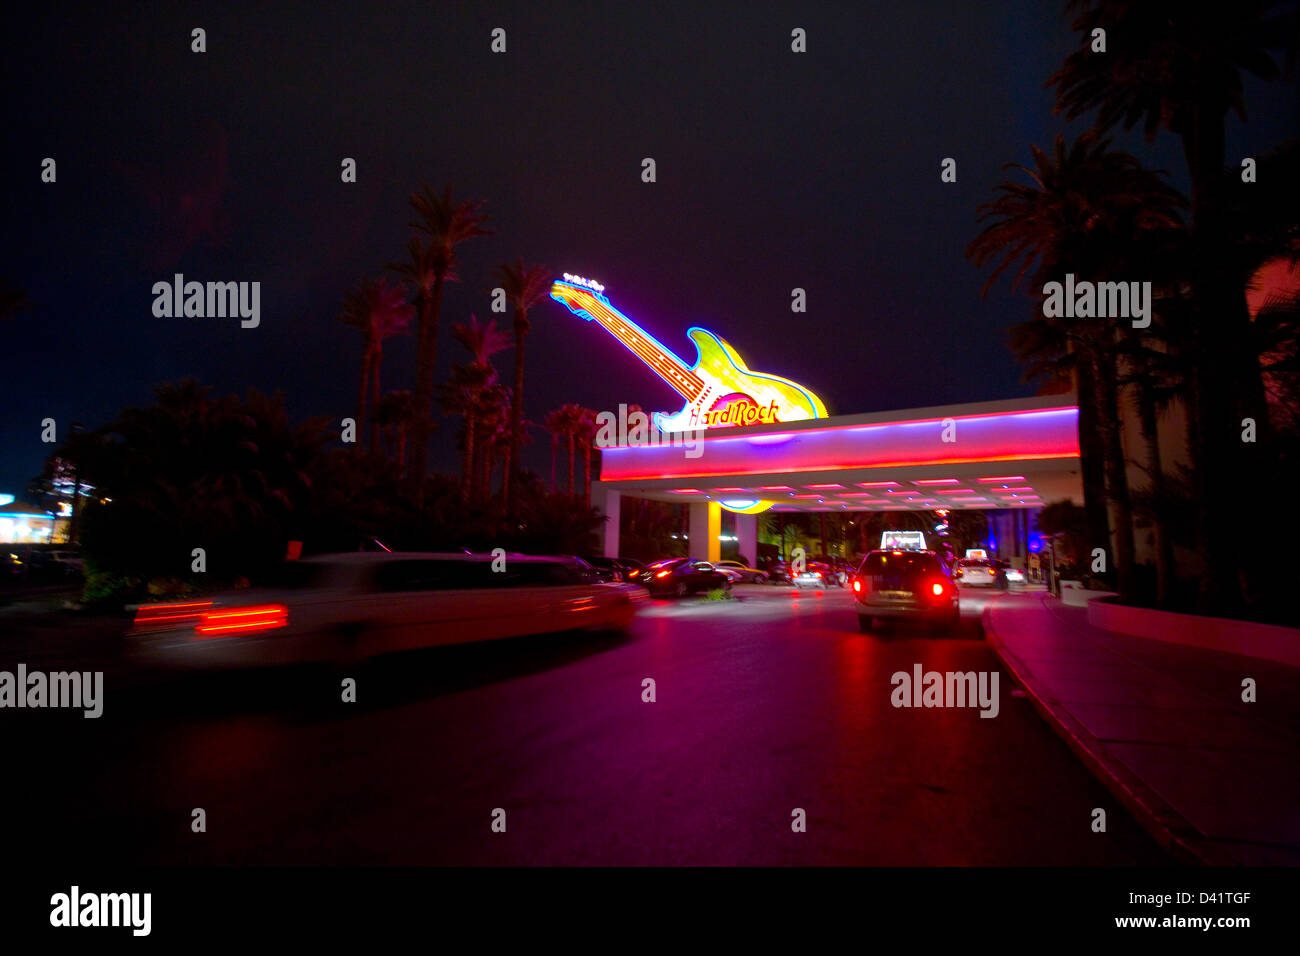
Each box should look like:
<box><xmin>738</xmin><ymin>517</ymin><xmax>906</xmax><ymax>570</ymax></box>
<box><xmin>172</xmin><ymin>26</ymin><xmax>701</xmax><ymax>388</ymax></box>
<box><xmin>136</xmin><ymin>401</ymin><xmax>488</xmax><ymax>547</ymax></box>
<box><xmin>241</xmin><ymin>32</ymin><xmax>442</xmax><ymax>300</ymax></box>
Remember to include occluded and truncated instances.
<box><xmin>594</xmin><ymin>395</ymin><xmax>1083</xmax><ymax>515</ymax></box>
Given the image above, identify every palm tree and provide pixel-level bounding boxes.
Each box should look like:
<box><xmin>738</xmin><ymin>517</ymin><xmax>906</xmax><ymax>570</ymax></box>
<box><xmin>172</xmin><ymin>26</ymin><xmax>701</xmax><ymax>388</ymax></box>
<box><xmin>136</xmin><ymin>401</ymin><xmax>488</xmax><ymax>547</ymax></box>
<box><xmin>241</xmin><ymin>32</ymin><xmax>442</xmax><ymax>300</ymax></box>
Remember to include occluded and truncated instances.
<box><xmin>550</xmin><ymin>403</ymin><xmax>586</xmax><ymax>495</ymax></box>
<box><xmin>495</xmin><ymin>260</ymin><xmax>553</xmax><ymax>514</ymax></box>
<box><xmin>338</xmin><ymin>277</ymin><xmax>414</xmax><ymax>454</ymax></box>
<box><xmin>438</xmin><ymin>315</ymin><xmax>512</xmax><ymax>501</ymax></box>
<box><xmin>1048</xmin><ymin>0</ymin><xmax>1298</xmax><ymax>611</ymax></box>
<box><xmin>575</xmin><ymin>406</ymin><xmax>599</xmax><ymax>505</ymax></box>
<box><xmin>967</xmin><ymin>132</ymin><xmax>1186</xmax><ymax>601</ymax></box>
<box><xmin>389</xmin><ymin>185</ymin><xmax>490</xmax><ymax>500</ymax></box>
<box><xmin>373</xmin><ymin>390</ymin><xmax>415</xmax><ymax>468</ymax></box>
<box><xmin>545</xmin><ymin>408</ymin><xmax>566</xmax><ymax>491</ymax></box>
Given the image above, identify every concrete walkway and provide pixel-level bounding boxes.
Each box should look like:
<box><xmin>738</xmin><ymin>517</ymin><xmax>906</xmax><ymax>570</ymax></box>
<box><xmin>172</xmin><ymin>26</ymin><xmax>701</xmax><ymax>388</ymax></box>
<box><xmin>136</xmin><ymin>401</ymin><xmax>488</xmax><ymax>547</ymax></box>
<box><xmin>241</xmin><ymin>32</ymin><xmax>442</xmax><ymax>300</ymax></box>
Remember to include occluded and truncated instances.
<box><xmin>984</xmin><ymin>592</ymin><xmax>1300</xmax><ymax>865</ymax></box>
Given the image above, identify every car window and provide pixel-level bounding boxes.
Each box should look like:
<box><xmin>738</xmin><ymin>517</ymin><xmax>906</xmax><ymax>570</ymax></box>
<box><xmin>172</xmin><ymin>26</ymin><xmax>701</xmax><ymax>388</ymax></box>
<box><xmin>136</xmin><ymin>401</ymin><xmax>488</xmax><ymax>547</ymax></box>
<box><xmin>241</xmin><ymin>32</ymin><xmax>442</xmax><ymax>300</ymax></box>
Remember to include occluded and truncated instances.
<box><xmin>858</xmin><ymin>552</ymin><xmax>938</xmax><ymax>576</ymax></box>
<box><xmin>266</xmin><ymin>561</ymin><xmax>340</xmax><ymax>589</ymax></box>
<box><xmin>373</xmin><ymin>558</ymin><xmax>596</xmax><ymax>591</ymax></box>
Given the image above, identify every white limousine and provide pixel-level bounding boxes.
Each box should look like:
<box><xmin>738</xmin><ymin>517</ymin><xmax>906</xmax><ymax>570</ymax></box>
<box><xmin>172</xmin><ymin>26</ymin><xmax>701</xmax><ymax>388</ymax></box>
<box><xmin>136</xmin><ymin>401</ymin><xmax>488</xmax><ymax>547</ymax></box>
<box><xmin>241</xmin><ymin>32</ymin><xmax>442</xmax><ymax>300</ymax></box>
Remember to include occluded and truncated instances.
<box><xmin>128</xmin><ymin>552</ymin><xmax>649</xmax><ymax>668</ymax></box>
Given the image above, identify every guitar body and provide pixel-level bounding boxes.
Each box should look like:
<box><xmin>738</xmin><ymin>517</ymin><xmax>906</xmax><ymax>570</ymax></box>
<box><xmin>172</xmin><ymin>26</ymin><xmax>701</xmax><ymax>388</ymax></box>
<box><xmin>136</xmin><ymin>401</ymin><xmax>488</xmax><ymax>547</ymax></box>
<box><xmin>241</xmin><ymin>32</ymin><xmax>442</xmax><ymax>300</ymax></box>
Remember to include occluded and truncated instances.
<box><xmin>653</xmin><ymin>328</ymin><xmax>828</xmax><ymax>432</ymax></box>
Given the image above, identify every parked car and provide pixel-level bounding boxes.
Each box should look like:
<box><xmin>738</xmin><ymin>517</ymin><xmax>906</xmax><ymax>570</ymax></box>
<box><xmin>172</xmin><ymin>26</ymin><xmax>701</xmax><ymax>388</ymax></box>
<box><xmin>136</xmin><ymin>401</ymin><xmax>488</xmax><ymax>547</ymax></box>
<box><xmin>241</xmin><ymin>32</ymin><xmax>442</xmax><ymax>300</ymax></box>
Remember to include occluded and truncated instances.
<box><xmin>641</xmin><ymin>558</ymin><xmax>731</xmax><ymax>597</ymax></box>
<box><xmin>567</xmin><ymin>555</ymin><xmax>621</xmax><ymax>583</ymax></box>
<box><xmin>852</xmin><ymin>549</ymin><xmax>959</xmax><ymax>631</ymax></box>
<box><xmin>765</xmin><ymin>560</ymin><xmax>792</xmax><ymax>584</ymax></box>
<box><xmin>127</xmin><ymin>552</ymin><xmax>648</xmax><ymax>668</ymax></box>
<box><xmin>716</xmin><ymin>565</ymin><xmax>746</xmax><ymax>584</ymax></box>
<box><xmin>715</xmin><ymin>560</ymin><xmax>768</xmax><ymax>584</ymax></box>
<box><xmin>583</xmin><ymin>555</ymin><xmax>648</xmax><ymax>584</ymax></box>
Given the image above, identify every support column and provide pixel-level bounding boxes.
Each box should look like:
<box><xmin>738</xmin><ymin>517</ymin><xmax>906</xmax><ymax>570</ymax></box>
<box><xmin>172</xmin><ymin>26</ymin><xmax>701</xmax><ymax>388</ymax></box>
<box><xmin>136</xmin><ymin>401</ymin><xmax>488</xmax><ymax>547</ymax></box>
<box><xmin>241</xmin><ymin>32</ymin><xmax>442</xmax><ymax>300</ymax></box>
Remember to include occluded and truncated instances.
<box><xmin>590</xmin><ymin>483</ymin><xmax>620</xmax><ymax>557</ymax></box>
<box><xmin>688</xmin><ymin>500</ymin><xmax>722</xmax><ymax>563</ymax></box>
<box><xmin>736</xmin><ymin>512</ymin><xmax>758</xmax><ymax>569</ymax></box>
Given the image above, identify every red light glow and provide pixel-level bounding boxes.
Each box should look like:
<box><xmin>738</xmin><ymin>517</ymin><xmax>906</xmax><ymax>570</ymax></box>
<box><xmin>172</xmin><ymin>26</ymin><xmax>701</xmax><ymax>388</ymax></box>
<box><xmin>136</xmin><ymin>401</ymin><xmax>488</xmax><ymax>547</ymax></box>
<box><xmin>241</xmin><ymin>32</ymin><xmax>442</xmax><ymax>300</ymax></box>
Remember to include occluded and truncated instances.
<box><xmin>195</xmin><ymin>604</ymin><xmax>288</xmax><ymax>637</ymax></box>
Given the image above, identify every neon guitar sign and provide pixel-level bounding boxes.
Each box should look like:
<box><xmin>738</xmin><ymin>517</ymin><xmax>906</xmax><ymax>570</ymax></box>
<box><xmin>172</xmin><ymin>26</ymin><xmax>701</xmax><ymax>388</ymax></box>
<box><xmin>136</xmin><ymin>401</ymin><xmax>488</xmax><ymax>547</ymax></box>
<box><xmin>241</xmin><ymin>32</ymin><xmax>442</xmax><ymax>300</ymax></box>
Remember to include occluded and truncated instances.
<box><xmin>550</xmin><ymin>276</ymin><xmax>828</xmax><ymax>432</ymax></box>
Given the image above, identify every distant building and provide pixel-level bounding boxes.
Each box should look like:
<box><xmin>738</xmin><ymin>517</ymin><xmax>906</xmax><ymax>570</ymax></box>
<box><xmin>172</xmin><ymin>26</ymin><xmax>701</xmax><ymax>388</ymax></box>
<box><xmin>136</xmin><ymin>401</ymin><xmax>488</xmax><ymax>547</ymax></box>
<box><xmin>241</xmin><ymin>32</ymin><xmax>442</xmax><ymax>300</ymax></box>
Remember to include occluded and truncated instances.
<box><xmin>0</xmin><ymin>494</ymin><xmax>66</xmax><ymax>544</ymax></box>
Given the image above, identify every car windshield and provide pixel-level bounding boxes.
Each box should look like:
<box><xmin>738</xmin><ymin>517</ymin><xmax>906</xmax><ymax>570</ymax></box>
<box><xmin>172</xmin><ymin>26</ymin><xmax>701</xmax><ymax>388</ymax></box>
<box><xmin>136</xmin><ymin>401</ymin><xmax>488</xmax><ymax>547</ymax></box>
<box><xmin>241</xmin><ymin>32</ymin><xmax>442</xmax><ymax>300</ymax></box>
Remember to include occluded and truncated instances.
<box><xmin>859</xmin><ymin>552</ymin><xmax>938</xmax><ymax>576</ymax></box>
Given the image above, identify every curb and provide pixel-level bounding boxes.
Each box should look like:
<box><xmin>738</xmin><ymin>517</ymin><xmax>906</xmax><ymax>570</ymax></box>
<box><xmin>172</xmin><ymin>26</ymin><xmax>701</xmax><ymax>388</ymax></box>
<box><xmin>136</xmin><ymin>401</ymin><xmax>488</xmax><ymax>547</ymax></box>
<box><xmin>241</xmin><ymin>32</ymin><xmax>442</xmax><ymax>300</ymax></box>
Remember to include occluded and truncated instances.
<box><xmin>982</xmin><ymin>599</ymin><xmax>1233</xmax><ymax>866</ymax></box>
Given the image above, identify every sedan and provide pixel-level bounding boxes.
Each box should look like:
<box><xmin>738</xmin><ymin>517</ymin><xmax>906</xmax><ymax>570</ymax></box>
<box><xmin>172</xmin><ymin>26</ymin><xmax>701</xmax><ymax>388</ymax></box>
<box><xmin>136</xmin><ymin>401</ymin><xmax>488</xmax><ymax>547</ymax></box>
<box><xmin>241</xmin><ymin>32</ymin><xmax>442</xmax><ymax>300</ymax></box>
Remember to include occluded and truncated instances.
<box><xmin>642</xmin><ymin>558</ymin><xmax>731</xmax><ymax>597</ymax></box>
<box><xmin>128</xmin><ymin>552</ymin><xmax>648</xmax><ymax>668</ymax></box>
<box><xmin>715</xmin><ymin>560</ymin><xmax>768</xmax><ymax>584</ymax></box>
<box><xmin>792</xmin><ymin>563</ymin><xmax>839</xmax><ymax>589</ymax></box>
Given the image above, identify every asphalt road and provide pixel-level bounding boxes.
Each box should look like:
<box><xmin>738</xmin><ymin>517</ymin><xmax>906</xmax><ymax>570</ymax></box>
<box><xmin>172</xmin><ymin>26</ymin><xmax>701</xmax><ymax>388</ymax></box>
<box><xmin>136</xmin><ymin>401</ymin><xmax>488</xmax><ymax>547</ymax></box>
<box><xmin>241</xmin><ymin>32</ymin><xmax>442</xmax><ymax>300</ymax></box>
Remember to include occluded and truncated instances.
<box><xmin>3</xmin><ymin>584</ymin><xmax>1171</xmax><ymax>865</ymax></box>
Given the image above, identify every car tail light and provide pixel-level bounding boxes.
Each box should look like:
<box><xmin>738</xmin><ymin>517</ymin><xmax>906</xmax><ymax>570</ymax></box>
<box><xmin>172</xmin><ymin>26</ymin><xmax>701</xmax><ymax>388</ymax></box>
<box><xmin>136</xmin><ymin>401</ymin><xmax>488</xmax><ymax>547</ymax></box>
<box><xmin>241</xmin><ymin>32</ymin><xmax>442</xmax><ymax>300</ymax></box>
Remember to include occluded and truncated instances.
<box><xmin>988</xmin><ymin>568</ymin><xmax>996</xmax><ymax>576</ymax></box>
<box><xmin>852</xmin><ymin>579</ymin><xmax>861</xmax><ymax>593</ymax></box>
<box><xmin>195</xmin><ymin>604</ymin><xmax>288</xmax><ymax>638</ymax></box>
<box><xmin>655</xmin><ymin>570</ymin><xmax>670</xmax><ymax>578</ymax></box>
<box><xmin>133</xmin><ymin>600</ymin><xmax>213</xmax><ymax>631</ymax></box>
<box><xmin>931</xmin><ymin>582</ymin><xmax>945</xmax><ymax>596</ymax></box>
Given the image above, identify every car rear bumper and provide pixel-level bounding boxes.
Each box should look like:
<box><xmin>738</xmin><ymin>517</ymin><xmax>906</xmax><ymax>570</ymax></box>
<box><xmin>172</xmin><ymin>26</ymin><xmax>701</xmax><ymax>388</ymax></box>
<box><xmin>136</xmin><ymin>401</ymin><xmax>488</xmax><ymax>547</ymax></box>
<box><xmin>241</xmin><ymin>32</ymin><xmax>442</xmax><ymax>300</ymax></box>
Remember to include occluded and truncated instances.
<box><xmin>857</xmin><ymin>601</ymin><xmax>957</xmax><ymax>619</ymax></box>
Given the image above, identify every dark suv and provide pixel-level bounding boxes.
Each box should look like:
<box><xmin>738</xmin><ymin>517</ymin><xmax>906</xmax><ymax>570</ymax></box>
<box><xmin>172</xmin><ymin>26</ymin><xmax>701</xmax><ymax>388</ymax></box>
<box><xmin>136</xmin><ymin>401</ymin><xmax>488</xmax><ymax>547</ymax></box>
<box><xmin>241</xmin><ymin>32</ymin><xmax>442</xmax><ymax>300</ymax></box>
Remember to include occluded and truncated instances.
<box><xmin>852</xmin><ymin>549</ymin><xmax>959</xmax><ymax>631</ymax></box>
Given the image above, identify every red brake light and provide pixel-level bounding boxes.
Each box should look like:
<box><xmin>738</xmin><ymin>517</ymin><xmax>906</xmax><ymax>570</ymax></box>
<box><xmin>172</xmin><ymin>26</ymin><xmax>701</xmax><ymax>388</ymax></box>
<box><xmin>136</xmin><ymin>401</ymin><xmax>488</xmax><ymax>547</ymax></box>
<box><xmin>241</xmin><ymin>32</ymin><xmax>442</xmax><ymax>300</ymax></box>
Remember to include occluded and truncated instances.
<box><xmin>988</xmin><ymin>568</ymin><xmax>996</xmax><ymax>576</ymax></box>
<box><xmin>852</xmin><ymin>579</ymin><xmax>861</xmax><ymax>593</ymax></box>
<box><xmin>133</xmin><ymin>600</ymin><xmax>213</xmax><ymax>631</ymax></box>
<box><xmin>196</xmin><ymin>604</ymin><xmax>288</xmax><ymax>637</ymax></box>
<box><xmin>655</xmin><ymin>570</ymin><xmax>670</xmax><ymax>578</ymax></box>
<box><xmin>931</xmin><ymin>583</ymin><xmax>945</xmax><ymax>596</ymax></box>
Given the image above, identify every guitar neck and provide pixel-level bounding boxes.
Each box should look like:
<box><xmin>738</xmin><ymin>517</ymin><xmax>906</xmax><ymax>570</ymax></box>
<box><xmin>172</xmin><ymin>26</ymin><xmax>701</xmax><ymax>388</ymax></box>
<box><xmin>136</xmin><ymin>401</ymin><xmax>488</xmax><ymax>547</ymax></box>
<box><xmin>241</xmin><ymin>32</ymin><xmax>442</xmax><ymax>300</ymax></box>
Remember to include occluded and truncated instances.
<box><xmin>562</xmin><ymin>289</ymin><xmax>704</xmax><ymax>403</ymax></box>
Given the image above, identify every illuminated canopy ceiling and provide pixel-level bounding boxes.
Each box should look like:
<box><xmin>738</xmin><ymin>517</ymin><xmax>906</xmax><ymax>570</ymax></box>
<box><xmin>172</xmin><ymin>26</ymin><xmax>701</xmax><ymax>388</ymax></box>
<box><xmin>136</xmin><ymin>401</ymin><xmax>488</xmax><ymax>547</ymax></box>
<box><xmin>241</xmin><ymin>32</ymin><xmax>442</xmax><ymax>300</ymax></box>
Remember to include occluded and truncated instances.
<box><xmin>594</xmin><ymin>395</ymin><xmax>1082</xmax><ymax>512</ymax></box>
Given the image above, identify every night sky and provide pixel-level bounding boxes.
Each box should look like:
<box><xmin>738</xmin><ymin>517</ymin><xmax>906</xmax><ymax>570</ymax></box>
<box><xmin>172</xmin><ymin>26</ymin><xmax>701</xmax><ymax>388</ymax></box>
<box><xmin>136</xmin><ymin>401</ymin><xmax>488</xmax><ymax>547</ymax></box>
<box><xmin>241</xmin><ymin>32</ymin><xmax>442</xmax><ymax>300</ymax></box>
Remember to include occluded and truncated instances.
<box><xmin>5</xmin><ymin>2</ymin><xmax>1296</xmax><ymax>494</ymax></box>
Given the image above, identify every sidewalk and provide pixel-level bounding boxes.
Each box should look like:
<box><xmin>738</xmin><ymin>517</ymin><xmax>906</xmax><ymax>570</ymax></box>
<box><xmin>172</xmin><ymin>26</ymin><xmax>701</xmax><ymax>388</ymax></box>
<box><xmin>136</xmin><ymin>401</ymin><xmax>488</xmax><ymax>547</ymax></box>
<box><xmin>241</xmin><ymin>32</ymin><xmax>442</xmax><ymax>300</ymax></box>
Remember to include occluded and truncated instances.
<box><xmin>984</xmin><ymin>592</ymin><xmax>1300</xmax><ymax>865</ymax></box>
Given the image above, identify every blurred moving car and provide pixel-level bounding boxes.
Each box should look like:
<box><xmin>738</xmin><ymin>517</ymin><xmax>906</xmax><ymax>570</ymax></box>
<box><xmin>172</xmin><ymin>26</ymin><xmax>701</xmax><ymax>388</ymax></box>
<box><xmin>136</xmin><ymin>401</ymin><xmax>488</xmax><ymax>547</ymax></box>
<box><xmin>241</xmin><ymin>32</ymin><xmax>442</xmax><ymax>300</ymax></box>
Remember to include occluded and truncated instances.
<box><xmin>583</xmin><ymin>555</ymin><xmax>648</xmax><ymax>584</ymax></box>
<box><xmin>567</xmin><ymin>555</ymin><xmax>621</xmax><ymax>583</ymax></box>
<box><xmin>1003</xmin><ymin>563</ymin><xmax>1026</xmax><ymax>585</ymax></box>
<box><xmin>852</xmin><ymin>549</ymin><xmax>959</xmax><ymax>631</ymax></box>
<box><xmin>642</xmin><ymin>558</ymin><xmax>731</xmax><ymax>597</ymax></box>
<box><xmin>715</xmin><ymin>560</ymin><xmax>768</xmax><ymax>584</ymax></box>
<box><xmin>954</xmin><ymin>558</ymin><xmax>1000</xmax><ymax>587</ymax></box>
<box><xmin>128</xmin><ymin>552</ymin><xmax>648</xmax><ymax>668</ymax></box>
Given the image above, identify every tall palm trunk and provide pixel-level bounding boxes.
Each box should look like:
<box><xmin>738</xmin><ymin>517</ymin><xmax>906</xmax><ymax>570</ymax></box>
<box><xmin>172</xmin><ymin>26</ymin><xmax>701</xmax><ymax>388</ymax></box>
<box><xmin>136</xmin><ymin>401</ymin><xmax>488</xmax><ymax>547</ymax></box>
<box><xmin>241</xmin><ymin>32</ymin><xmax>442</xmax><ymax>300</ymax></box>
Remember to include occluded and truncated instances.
<box><xmin>461</xmin><ymin>413</ymin><xmax>476</xmax><ymax>503</ymax></box>
<box><xmin>507</xmin><ymin>313</ymin><xmax>526</xmax><ymax>513</ymax></box>
<box><xmin>355</xmin><ymin>343</ymin><xmax>373</xmax><ymax>451</ymax></box>
<box><xmin>501</xmin><ymin>444</ymin><xmax>512</xmax><ymax>503</ymax></box>
<box><xmin>582</xmin><ymin>438</ymin><xmax>592</xmax><ymax>505</ymax></box>
<box><xmin>1091</xmin><ymin>349</ymin><xmax>1136</xmax><ymax>600</ymax></box>
<box><xmin>1180</xmin><ymin>108</ymin><xmax>1259</xmax><ymax>614</ymax></box>
<box><xmin>1074</xmin><ymin>357</ymin><xmax>1110</xmax><ymax>566</ymax></box>
<box><xmin>409</xmin><ymin>274</ymin><xmax>445</xmax><ymax>499</ymax></box>
<box><xmin>567</xmin><ymin>433</ymin><xmax>576</xmax><ymax>495</ymax></box>
<box><xmin>369</xmin><ymin>344</ymin><xmax>382</xmax><ymax>455</ymax></box>
<box><xmin>1137</xmin><ymin>397</ymin><xmax>1174</xmax><ymax>607</ymax></box>
<box><xmin>550</xmin><ymin>433</ymin><xmax>557</xmax><ymax>491</ymax></box>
